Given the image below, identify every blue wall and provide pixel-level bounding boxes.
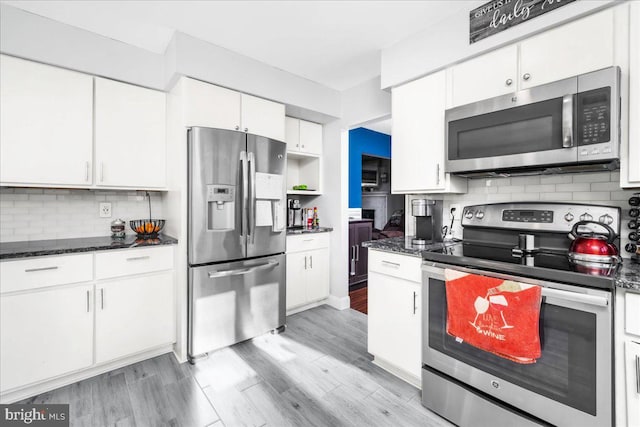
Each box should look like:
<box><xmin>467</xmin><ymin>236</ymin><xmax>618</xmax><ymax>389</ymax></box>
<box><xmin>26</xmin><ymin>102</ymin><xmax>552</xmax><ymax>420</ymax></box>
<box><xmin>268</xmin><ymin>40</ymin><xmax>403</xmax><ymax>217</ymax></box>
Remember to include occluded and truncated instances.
<box><xmin>348</xmin><ymin>127</ymin><xmax>391</xmax><ymax>208</ymax></box>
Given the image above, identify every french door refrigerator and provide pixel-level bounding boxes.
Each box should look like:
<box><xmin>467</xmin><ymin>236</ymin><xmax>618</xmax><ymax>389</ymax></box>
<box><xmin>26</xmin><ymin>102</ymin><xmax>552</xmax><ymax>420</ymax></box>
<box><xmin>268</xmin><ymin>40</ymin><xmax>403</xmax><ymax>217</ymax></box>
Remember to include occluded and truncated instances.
<box><xmin>187</xmin><ymin>127</ymin><xmax>286</xmax><ymax>362</ymax></box>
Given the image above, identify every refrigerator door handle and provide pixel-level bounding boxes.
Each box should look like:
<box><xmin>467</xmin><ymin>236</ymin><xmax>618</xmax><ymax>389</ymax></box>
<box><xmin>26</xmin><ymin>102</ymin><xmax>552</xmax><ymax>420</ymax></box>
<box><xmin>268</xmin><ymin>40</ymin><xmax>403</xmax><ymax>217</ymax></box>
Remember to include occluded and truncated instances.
<box><xmin>248</xmin><ymin>151</ymin><xmax>257</xmax><ymax>244</ymax></box>
<box><xmin>240</xmin><ymin>150</ymin><xmax>248</xmax><ymax>237</ymax></box>
<box><xmin>207</xmin><ymin>260</ymin><xmax>279</xmax><ymax>278</ymax></box>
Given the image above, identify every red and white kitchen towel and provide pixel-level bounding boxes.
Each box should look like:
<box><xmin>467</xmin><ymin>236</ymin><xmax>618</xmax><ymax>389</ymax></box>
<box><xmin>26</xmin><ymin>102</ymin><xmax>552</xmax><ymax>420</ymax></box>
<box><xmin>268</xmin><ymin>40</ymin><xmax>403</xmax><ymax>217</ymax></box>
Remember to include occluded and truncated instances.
<box><xmin>445</xmin><ymin>269</ymin><xmax>542</xmax><ymax>364</ymax></box>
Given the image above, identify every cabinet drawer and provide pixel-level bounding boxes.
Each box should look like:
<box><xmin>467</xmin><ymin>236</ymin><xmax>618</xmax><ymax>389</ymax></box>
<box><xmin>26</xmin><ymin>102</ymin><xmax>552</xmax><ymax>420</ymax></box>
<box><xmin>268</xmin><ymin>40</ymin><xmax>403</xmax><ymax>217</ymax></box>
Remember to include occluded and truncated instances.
<box><xmin>287</xmin><ymin>233</ymin><xmax>330</xmax><ymax>253</ymax></box>
<box><xmin>368</xmin><ymin>249</ymin><xmax>422</xmax><ymax>283</ymax></box>
<box><xmin>626</xmin><ymin>292</ymin><xmax>640</xmax><ymax>337</ymax></box>
<box><xmin>0</xmin><ymin>254</ymin><xmax>93</xmax><ymax>294</ymax></box>
<box><xmin>95</xmin><ymin>246</ymin><xmax>174</xmax><ymax>280</ymax></box>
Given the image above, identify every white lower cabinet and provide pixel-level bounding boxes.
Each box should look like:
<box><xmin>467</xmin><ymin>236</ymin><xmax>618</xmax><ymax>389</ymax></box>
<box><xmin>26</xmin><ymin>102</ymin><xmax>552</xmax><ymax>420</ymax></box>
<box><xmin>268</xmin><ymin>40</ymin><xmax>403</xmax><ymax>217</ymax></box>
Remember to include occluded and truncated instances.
<box><xmin>95</xmin><ymin>272</ymin><xmax>175</xmax><ymax>363</ymax></box>
<box><xmin>285</xmin><ymin>233</ymin><xmax>330</xmax><ymax>311</ymax></box>
<box><xmin>625</xmin><ymin>340</ymin><xmax>640</xmax><ymax>427</ymax></box>
<box><xmin>0</xmin><ymin>246</ymin><xmax>176</xmax><ymax>400</ymax></box>
<box><xmin>0</xmin><ymin>284</ymin><xmax>94</xmax><ymax>392</ymax></box>
<box><xmin>367</xmin><ymin>249</ymin><xmax>422</xmax><ymax>384</ymax></box>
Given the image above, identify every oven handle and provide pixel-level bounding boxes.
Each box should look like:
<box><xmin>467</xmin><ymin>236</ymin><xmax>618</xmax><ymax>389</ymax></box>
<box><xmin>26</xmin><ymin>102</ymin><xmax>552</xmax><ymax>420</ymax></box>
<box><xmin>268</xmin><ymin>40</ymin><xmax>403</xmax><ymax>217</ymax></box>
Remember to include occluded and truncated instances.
<box><xmin>423</xmin><ymin>263</ymin><xmax>609</xmax><ymax>307</ymax></box>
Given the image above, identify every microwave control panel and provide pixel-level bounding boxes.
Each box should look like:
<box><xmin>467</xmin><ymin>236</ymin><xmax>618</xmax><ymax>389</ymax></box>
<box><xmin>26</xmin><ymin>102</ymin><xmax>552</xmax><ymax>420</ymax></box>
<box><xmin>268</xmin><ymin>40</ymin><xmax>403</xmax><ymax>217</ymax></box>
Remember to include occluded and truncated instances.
<box><xmin>577</xmin><ymin>87</ymin><xmax>611</xmax><ymax>146</ymax></box>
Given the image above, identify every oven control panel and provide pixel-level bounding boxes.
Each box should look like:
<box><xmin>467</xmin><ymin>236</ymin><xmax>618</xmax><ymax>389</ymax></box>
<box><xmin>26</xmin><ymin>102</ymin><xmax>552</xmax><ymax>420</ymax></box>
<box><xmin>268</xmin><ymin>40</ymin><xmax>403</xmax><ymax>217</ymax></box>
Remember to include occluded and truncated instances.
<box><xmin>462</xmin><ymin>202</ymin><xmax>620</xmax><ymax>233</ymax></box>
<box><xmin>502</xmin><ymin>210</ymin><xmax>553</xmax><ymax>223</ymax></box>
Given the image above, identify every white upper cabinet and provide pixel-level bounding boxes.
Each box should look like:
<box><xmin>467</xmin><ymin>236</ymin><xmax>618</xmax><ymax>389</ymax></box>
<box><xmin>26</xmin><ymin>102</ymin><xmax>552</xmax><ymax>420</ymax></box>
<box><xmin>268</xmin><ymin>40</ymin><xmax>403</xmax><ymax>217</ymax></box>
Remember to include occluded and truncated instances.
<box><xmin>451</xmin><ymin>45</ymin><xmax>518</xmax><ymax>107</ymax></box>
<box><xmin>626</xmin><ymin>2</ymin><xmax>640</xmax><ymax>186</ymax></box>
<box><xmin>519</xmin><ymin>9</ymin><xmax>614</xmax><ymax>89</ymax></box>
<box><xmin>95</xmin><ymin>78</ymin><xmax>166</xmax><ymax>188</ymax></box>
<box><xmin>392</xmin><ymin>70</ymin><xmax>466</xmax><ymax>194</ymax></box>
<box><xmin>182</xmin><ymin>78</ymin><xmax>241</xmax><ymax>130</ymax></box>
<box><xmin>181</xmin><ymin>77</ymin><xmax>285</xmax><ymax>141</ymax></box>
<box><xmin>241</xmin><ymin>94</ymin><xmax>285</xmax><ymax>142</ymax></box>
<box><xmin>285</xmin><ymin>117</ymin><xmax>322</xmax><ymax>155</ymax></box>
<box><xmin>0</xmin><ymin>55</ymin><xmax>93</xmax><ymax>187</ymax></box>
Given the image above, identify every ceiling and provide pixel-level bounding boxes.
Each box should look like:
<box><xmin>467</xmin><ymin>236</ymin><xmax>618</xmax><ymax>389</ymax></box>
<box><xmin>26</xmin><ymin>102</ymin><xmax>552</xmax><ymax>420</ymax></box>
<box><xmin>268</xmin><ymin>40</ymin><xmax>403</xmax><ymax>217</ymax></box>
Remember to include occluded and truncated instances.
<box><xmin>2</xmin><ymin>0</ymin><xmax>476</xmax><ymax>91</ymax></box>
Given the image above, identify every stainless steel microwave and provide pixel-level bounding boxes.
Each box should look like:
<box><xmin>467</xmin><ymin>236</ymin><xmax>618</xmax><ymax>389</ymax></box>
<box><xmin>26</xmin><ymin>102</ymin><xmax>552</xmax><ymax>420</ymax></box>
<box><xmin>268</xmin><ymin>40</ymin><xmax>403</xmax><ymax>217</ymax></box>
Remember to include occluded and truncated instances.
<box><xmin>445</xmin><ymin>67</ymin><xmax>620</xmax><ymax>176</ymax></box>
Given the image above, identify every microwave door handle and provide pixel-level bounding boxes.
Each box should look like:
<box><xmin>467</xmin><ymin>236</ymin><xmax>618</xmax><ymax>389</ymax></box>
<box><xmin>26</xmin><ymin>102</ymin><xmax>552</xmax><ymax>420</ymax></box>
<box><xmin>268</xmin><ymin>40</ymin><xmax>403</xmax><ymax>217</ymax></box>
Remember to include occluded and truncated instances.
<box><xmin>562</xmin><ymin>94</ymin><xmax>574</xmax><ymax>148</ymax></box>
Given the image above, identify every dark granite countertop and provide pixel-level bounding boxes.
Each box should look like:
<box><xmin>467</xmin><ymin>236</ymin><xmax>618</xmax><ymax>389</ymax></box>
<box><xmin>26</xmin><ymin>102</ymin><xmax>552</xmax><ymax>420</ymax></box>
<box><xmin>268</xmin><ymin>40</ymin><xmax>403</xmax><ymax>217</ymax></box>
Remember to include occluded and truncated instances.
<box><xmin>362</xmin><ymin>236</ymin><xmax>459</xmax><ymax>258</ymax></box>
<box><xmin>616</xmin><ymin>261</ymin><xmax>640</xmax><ymax>292</ymax></box>
<box><xmin>287</xmin><ymin>227</ymin><xmax>333</xmax><ymax>235</ymax></box>
<box><xmin>0</xmin><ymin>234</ymin><xmax>178</xmax><ymax>260</ymax></box>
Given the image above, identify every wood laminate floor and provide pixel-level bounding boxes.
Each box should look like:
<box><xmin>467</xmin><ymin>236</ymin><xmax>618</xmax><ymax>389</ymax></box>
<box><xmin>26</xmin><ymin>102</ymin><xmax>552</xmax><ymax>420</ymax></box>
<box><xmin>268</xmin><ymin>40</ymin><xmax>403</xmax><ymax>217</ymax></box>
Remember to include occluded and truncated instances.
<box><xmin>21</xmin><ymin>305</ymin><xmax>452</xmax><ymax>427</ymax></box>
<box><xmin>349</xmin><ymin>286</ymin><xmax>368</xmax><ymax>314</ymax></box>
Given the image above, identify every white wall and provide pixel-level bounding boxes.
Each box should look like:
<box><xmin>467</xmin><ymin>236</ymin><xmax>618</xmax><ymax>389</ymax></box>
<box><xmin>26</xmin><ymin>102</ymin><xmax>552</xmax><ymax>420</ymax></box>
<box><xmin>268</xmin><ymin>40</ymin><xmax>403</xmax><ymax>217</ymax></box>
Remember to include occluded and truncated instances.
<box><xmin>341</xmin><ymin>76</ymin><xmax>391</xmax><ymax>127</ymax></box>
<box><xmin>0</xmin><ymin>4</ymin><xmax>165</xmax><ymax>89</ymax></box>
<box><xmin>381</xmin><ymin>0</ymin><xmax>615</xmax><ymax>88</ymax></box>
<box><xmin>405</xmin><ymin>171</ymin><xmax>637</xmax><ymax>258</ymax></box>
<box><xmin>0</xmin><ymin>188</ymin><xmax>164</xmax><ymax>242</ymax></box>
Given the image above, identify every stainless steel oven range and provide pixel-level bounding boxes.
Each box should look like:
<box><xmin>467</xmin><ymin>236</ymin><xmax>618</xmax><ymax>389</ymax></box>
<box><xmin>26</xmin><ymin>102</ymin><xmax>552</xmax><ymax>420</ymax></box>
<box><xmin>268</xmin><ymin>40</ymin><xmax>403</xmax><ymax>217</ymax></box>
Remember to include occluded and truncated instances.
<box><xmin>421</xmin><ymin>202</ymin><xmax>620</xmax><ymax>427</ymax></box>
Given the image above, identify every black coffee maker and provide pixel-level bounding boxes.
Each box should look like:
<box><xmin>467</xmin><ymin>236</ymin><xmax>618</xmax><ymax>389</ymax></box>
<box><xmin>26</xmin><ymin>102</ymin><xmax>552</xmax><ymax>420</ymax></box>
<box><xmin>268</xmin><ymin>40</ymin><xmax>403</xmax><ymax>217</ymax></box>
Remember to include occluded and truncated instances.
<box><xmin>411</xmin><ymin>199</ymin><xmax>443</xmax><ymax>245</ymax></box>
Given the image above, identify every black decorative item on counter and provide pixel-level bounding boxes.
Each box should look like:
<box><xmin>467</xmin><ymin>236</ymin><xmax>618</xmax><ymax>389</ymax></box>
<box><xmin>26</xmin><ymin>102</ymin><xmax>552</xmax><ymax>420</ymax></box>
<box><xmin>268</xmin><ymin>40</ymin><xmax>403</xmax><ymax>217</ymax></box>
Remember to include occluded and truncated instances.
<box><xmin>130</xmin><ymin>191</ymin><xmax>165</xmax><ymax>238</ymax></box>
<box><xmin>625</xmin><ymin>193</ymin><xmax>640</xmax><ymax>263</ymax></box>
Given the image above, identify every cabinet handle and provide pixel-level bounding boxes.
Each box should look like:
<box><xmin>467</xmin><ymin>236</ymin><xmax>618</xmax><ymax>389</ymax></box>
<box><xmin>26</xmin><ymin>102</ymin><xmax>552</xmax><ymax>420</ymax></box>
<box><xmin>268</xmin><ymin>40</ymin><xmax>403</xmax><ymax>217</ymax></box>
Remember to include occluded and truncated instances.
<box><xmin>86</xmin><ymin>290</ymin><xmax>90</xmax><ymax>313</ymax></box>
<box><xmin>310</xmin><ymin>255</ymin><xmax>313</xmax><ymax>269</ymax></box>
<box><xmin>100</xmin><ymin>162</ymin><xmax>104</xmax><ymax>182</ymax></box>
<box><xmin>505</xmin><ymin>78</ymin><xmax>513</xmax><ymax>86</ymax></box>
<box><xmin>413</xmin><ymin>291</ymin><xmax>417</xmax><ymax>314</ymax></box>
<box><xmin>350</xmin><ymin>246</ymin><xmax>356</xmax><ymax>275</ymax></box>
<box><xmin>85</xmin><ymin>161</ymin><xmax>90</xmax><ymax>182</ymax></box>
<box><xmin>126</xmin><ymin>256</ymin><xmax>150</xmax><ymax>261</ymax></box>
<box><xmin>436</xmin><ymin>163</ymin><xmax>440</xmax><ymax>185</ymax></box>
<box><xmin>523</xmin><ymin>73</ymin><xmax>531</xmax><ymax>81</ymax></box>
<box><xmin>25</xmin><ymin>266</ymin><xmax>58</xmax><ymax>273</ymax></box>
<box><xmin>303</xmin><ymin>239</ymin><xmax>314</xmax><ymax>242</ymax></box>
<box><xmin>304</xmin><ymin>256</ymin><xmax>307</xmax><ymax>270</ymax></box>
<box><xmin>235</xmin><ymin>125</ymin><xmax>240</xmax><ymax>131</ymax></box>
<box><xmin>244</xmin><ymin>127</ymin><xmax>249</xmax><ymax>132</ymax></box>
<box><xmin>636</xmin><ymin>354</ymin><xmax>640</xmax><ymax>395</ymax></box>
<box><xmin>296</xmin><ymin>144</ymin><xmax>299</xmax><ymax>147</ymax></box>
<box><xmin>355</xmin><ymin>245</ymin><xmax>360</xmax><ymax>262</ymax></box>
<box><xmin>381</xmin><ymin>260</ymin><xmax>400</xmax><ymax>268</ymax></box>
<box><xmin>101</xmin><ymin>288</ymin><xmax>105</xmax><ymax>310</ymax></box>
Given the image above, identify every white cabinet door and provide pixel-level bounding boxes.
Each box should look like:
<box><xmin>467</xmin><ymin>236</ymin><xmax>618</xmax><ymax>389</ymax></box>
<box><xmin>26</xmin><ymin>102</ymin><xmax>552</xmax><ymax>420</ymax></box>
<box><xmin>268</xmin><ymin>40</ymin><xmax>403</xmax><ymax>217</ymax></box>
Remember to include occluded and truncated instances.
<box><xmin>628</xmin><ymin>2</ymin><xmax>640</xmax><ymax>186</ymax></box>
<box><xmin>0</xmin><ymin>55</ymin><xmax>93</xmax><ymax>186</ymax></box>
<box><xmin>519</xmin><ymin>9</ymin><xmax>614</xmax><ymax>90</ymax></box>
<box><xmin>299</xmin><ymin>120</ymin><xmax>323</xmax><ymax>155</ymax></box>
<box><xmin>451</xmin><ymin>44</ymin><xmax>518</xmax><ymax>107</ymax></box>
<box><xmin>0</xmin><ymin>284</ymin><xmax>93</xmax><ymax>391</ymax></box>
<box><xmin>368</xmin><ymin>271</ymin><xmax>421</xmax><ymax>379</ymax></box>
<box><xmin>241</xmin><ymin>94</ymin><xmax>285</xmax><ymax>142</ymax></box>
<box><xmin>305</xmin><ymin>248</ymin><xmax>329</xmax><ymax>303</ymax></box>
<box><xmin>95</xmin><ymin>78</ymin><xmax>166</xmax><ymax>188</ymax></box>
<box><xmin>625</xmin><ymin>340</ymin><xmax>640</xmax><ymax>427</ymax></box>
<box><xmin>392</xmin><ymin>70</ymin><xmax>446</xmax><ymax>193</ymax></box>
<box><xmin>285</xmin><ymin>117</ymin><xmax>301</xmax><ymax>151</ymax></box>
<box><xmin>95</xmin><ymin>272</ymin><xmax>175</xmax><ymax>363</ymax></box>
<box><xmin>182</xmin><ymin>78</ymin><xmax>241</xmax><ymax>131</ymax></box>
<box><xmin>286</xmin><ymin>251</ymin><xmax>307</xmax><ymax>310</ymax></box>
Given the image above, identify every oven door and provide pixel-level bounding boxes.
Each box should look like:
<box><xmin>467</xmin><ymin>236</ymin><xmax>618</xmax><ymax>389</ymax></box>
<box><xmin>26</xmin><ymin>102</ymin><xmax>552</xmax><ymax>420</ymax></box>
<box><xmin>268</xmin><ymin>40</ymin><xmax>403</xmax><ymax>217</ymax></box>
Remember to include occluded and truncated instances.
<box><xmin>422</xmin><ymin>263</ymin><xmax>612</xmax><ymax>427</ymax></box>
<box><xmin>445</xmin><ymin>76</ymin><xmax>578</xmax><ymax>173</ymax></box>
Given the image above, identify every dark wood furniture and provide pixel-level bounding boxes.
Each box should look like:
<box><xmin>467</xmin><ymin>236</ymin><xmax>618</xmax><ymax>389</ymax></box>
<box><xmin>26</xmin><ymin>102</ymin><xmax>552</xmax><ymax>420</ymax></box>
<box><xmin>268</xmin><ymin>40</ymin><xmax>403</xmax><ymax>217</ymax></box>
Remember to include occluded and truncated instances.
<box><xmin>349</xmin><ymin>220</ymin><xmax>372</xmax><ymax>287</ymax></box>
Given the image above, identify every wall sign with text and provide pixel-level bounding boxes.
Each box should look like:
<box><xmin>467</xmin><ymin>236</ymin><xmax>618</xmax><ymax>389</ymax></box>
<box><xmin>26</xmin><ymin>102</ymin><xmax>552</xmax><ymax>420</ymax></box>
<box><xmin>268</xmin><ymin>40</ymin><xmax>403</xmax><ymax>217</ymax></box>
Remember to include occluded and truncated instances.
<box><xmin>470</xmin><ymin>0</ymin><xmax>576</xmax><ymax>44</ymax></box>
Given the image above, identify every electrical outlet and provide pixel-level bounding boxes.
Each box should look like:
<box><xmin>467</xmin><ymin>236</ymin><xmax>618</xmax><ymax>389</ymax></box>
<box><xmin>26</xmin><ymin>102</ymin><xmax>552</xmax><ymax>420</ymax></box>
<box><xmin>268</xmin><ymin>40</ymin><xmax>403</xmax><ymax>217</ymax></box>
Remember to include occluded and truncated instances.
<box><xmin>99</xmin><ymin>202</ymin><xmax>112</xmax><ymax>218</ymax></box>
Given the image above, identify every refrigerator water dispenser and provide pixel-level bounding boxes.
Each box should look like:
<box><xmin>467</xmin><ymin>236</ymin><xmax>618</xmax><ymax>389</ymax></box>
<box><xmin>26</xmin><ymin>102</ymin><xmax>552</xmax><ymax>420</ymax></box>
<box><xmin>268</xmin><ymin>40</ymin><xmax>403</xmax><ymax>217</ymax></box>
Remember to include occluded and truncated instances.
<box><xmin>207</xmin><ymin>184</ymin><xmax>235</xmax><ymax>230</ymax></box>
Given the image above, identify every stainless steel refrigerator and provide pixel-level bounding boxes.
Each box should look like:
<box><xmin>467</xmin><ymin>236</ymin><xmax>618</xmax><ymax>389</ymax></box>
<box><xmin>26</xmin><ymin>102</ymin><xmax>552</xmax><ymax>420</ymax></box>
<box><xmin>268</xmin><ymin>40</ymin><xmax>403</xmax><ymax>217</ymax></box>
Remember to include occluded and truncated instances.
<box><xmin>187</xmin><ymin>127</ymin><xmax>286</xmax><ymax>363</ymax></box>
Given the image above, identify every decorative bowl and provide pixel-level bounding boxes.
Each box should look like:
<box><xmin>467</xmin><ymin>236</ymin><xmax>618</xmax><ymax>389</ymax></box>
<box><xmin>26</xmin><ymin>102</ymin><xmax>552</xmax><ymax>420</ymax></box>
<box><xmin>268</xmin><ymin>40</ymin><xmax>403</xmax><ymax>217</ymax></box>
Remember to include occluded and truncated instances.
<box><xmin>129</xmin><ymin>219</ymin><xmax>165</xmax><ymax>238</ymax></box>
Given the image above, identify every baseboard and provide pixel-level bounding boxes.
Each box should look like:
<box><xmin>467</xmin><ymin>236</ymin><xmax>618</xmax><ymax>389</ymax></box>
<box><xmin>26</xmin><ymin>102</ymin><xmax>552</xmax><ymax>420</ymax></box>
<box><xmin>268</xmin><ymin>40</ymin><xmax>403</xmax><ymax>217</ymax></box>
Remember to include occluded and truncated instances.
<box><xmin>0</xmin><ymin>345</ymin><xmax>174</xmax><ymax>404</ymax></box>
<box><xmin>372</xmin><ymin>356</ymin><xmax>421</xmax><ymax>389</ymax></box>
<box><xmin>326</xmin><ymin>294</ymin><xmax>350</xmax><ymax>310</ymax></box>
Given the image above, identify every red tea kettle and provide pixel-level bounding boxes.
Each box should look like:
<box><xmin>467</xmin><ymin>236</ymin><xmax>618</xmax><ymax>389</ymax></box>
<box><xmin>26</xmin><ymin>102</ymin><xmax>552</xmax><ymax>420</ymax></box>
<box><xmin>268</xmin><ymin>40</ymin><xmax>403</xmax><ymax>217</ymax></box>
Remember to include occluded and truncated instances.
<box><xmin>567</xmin><ymin>220</ymin><xmax>621</xmax><ymax>275</ymax></box>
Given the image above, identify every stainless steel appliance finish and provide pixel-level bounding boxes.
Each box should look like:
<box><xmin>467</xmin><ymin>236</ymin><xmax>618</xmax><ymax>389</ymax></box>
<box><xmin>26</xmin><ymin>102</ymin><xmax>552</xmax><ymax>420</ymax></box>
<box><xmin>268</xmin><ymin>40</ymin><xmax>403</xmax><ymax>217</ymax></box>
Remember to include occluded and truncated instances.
<box><xmin>189</xmin><ymin>254</ymin><xmax>285</xmax><ymax>359</ymax></box>
<box><xmin>421</xmin><ymin>202</ymin><xmax>619</xmax><ymax>427</ymax></box>
<box><xmin>446</xmin><ymin>67</ymin><xmax>620</xmax><ymax>175</ymax></box>
<box><xmin>188</xmin><ymin>127</ymin><xmax>287</xmax><ymax>362</ymax></box>
<box><xmin>411</xmin><ymin>199</ymin><xmax>443</xmax><ymax>245</ymax></box>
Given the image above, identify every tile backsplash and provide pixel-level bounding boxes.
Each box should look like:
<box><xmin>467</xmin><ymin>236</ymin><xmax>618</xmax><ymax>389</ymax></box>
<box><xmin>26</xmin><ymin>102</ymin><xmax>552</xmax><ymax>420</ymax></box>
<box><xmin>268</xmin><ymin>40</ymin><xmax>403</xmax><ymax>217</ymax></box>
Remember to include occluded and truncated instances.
<box><xmin>0</xmin><ymin>188</ymin><xmax>165</xmax><ymax>242</ymax></box>
<box><xmin>406</xmin><ymin>171</ymin><xmax>640</xmax><ymax>257</ymax></box>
